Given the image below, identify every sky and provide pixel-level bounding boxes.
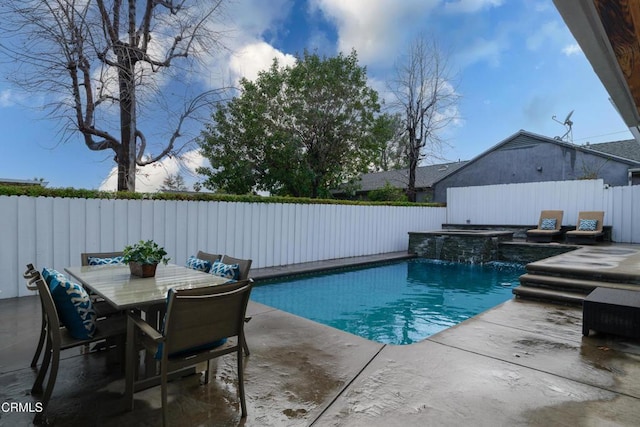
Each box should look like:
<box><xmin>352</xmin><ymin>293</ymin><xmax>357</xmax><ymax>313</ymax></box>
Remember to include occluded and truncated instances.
<box><xmin>0</xmin><ymin>0</ymin><xmax>633</xmax><ymax>191</ymax></box>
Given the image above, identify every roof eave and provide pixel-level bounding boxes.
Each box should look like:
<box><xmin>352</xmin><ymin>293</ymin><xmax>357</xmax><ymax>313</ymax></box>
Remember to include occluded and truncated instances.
<box><xmin>553</xmin><ymin>0</ymin><xmax>640</xmax><ymax>133</ymax></box>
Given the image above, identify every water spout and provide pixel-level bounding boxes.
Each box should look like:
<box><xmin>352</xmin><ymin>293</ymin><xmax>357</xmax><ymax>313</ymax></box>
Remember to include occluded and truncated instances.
<box><xmin>435</xmin><ymin>236</ymin><xmax>445</xmax><ymax>259</ymax></box>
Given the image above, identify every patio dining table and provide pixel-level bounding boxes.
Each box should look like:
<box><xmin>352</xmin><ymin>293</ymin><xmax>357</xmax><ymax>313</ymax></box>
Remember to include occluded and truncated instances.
<box><xmin>64</xmin><ymin>263</ymin><xmax>231</xmax><ymax>311</ymax></box>
<box><xmin>64</xmin><ymin>263</ymin><xmax>231</xmax><ymax>384</ymax></box>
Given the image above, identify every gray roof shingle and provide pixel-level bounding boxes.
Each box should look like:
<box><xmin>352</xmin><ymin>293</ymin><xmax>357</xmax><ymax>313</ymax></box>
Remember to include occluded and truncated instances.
<box><xmin>583</xmin><ymin>139</ymin><xmax>640</xmax><ymax>162</ymax></box>
<box><xmin>348</xmin><ymin>161</ymin><xmax>469</xmax><ymax>193</ymax></box>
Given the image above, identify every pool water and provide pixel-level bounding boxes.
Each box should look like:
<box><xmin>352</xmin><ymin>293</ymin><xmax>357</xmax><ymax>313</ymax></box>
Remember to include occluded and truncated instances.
<box><xmin>251</xmin><ymin>259</ymin><xmax>525</xmax><ymax>344</ymax></box>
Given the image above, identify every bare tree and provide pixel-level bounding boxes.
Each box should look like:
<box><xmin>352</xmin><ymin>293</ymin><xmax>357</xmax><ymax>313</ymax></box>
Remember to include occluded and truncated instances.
<box><xmin>0</xmin><ymin>0</ymin><xmax>229</xmax><ymax>191</ymax></box>
<box><xmin>388</xmin><ymin>35</ymin><xmax>460</xmax><ymax>202</ymax></box>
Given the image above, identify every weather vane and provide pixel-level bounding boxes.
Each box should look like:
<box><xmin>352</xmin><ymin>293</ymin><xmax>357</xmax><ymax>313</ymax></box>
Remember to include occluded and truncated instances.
<box><xmin>552</xmin><ymin>110</ymin><xmax>574</xmax><ymax>143</ymax></box>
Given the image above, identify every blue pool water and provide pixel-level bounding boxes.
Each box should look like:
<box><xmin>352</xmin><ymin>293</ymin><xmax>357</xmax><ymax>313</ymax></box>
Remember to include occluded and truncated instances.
<box><xmin>251</xmin><ymin>259</ymin><xmax>525</xmax><ymax>344</ymax></box>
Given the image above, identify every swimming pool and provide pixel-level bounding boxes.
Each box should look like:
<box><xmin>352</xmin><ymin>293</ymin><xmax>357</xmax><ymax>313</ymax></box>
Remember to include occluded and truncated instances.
<box><xmin>251</xmin><ymin>259</ymin><xmax>525</xmax><ymax>344</ymax></box>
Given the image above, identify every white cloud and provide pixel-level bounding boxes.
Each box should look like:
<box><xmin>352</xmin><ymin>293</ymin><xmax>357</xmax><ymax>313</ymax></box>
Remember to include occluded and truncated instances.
<box><xmin>562</xmin><ymin>43</ymin><xmax>582</xmax><ymax>56</ymax></box>
<box><xmin>99</xmin><ymin>149</ymin><xmax>207</xmax><ymax>192</ymax></box>
<box><xmin>526</xmin><ymin>21</ymin><xmax>565</xmax><ymax>51</ymax></box>
<box><xmin>310</xmin><ymin>0</ymin><xmax>439</xmax><ymax>65</ymax></box>
<box><xmin>0</xmin><ymin>89</ymin><xmax>16</xmax><ymax>107</ymax></box>
<box><xmin>455</xmin><ymin>37</ymin><xmax>505</xmax><ymax>67</ymax></box>
<box><xmin>443</xmin><ymin>0</ymin><xmax>504</xmax><ymax>14</ymax></box>
<box><xmin>228</xmin><ymin>42</ymin><xmax>296</xmax><ymax>83</ymax></box>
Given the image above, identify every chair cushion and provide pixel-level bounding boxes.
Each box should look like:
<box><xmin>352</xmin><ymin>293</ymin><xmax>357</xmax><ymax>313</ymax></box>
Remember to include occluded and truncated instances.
<box><xmin>578</xmin><ymin>219</ymin><xmax>598</xmax><ymax>231</ymax></box>
<box><xmin>186</xmin><ymin>255</ymin><xmax>212</xmax><ymax>273</ymax></box>
<box><xmin>540</xmin><ymin>218</ymin><xmax>556</xmax><ymax>230</ymax></box>
<box><xmin>210</xmin><ymin>260</ymin><xmax>240</xmax><ymax>280</ymax></box>
<box><xmin>47</xmin><ymin>271</ymin><xmax>97</xmax><ymax>339</ymax></box>
<box><xmin>87</xmin><ymin>256</ymin><xmax>125</xmax><ymax>265</ymax></box>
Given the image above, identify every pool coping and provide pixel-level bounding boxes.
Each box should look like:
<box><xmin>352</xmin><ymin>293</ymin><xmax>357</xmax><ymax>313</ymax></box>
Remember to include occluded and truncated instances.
<box><xmin>250</xmin><ymin>251</ymin><xmax>416</xmax><ymax>281</ymax></box>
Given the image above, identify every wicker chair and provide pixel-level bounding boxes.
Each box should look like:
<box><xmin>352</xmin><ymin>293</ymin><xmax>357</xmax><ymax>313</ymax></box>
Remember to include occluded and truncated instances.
<box><xmin>196</xmin><ymin>250</ymin><xmax>222</xmax><ymax>265</ymax></box>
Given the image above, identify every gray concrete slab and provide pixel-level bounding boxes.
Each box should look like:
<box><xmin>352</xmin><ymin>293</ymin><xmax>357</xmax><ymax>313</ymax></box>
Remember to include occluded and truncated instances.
<box><xmin>2</xmin><ymin>251</ymin><xmax>640</xmax><ymax>426</ymax></box>
<box><xmin>314</xmin><ymin>300</ymin><xmax>640</xmax><ymax>426</ymax></box>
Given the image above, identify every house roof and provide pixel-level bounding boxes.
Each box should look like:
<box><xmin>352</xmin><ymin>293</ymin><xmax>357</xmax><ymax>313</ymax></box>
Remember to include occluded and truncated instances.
<box><xmin>346</xmin><ymin>161</ymin><xmax>470</xmax><ymax>193</ymax></box>
<box><xmin>429</xmin><ymin>130</ymin><xmax>640</xmax><ymax>187</ymax></box>
<box><xmin>583</xmin><ymin>139</ymin><xmax>640</xmax><ymax>162</ymax></box>
<box><xmin>0</xmin><ymin>178</ymin><xmax>48</xmax><ymax>187</ymax></box>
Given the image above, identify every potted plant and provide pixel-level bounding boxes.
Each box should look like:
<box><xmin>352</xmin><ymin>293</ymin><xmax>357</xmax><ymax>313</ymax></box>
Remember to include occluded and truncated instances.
<box><xmin>123</xmin><ymin>240</ymin><xmax>170</xmax><ymax>277</ymax></box>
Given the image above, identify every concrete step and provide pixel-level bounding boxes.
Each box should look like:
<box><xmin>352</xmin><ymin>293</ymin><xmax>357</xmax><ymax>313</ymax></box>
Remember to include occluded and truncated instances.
<box><xmin>518</xmin><ymin>273</ymin><xmax>640</xmax><ymax>293</ymax></box>
<box><xmin>525</xmin><ymin>264</ymin><xmax>640</xmax><ymax>285</ymax></box>
<box><xmin>512</xmin><ymin>286</ymin><xmax>585</xmax><ymax>305</ymax></box>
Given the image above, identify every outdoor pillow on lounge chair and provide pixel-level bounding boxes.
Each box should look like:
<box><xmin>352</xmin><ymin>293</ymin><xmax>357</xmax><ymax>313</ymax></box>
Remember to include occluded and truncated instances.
<box><xmin>565</xmin><ymin>211</ymin><xmax>605</xmax><ymax>244</ymax></box>
<box><xmin>526</xmin><ymin>210</ymin><xmax>564</xmax><ymax>242</ymax></box>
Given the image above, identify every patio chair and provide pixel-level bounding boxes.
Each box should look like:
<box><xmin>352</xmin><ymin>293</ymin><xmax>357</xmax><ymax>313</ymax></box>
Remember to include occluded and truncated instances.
<box><xmin>220</xmin><ymin>255</ymin><xmax>252</xmax><ymax>281</ymax></box>
<box><xmin>23</xmin><ymin>264</ymin><xmax>126</xmax><ymax>424</ymax></box>
<box><xmin>80</xmin><ymin>252</ymin><xmax>125</xmax><ymax>315</ymax></box>
<box><xmin>26</xmin><ymin>255</ymin><xmax>122</xmax><ymax>371</ymax></box>
<box><xmin>565</xmin><ymin>211</ymin><xmax>605</xmax><ymax>244</ymax></box>
<box><xmin>221</xmin><ymin>255</ymin><xmax>253</xmax><ymax>355</ymax></box>
<box><xmin>80</xmin><ymin>251</ymin><xmax>125</xmax><ymax>266</ymax></box>
<box><xmin>25</xmin><ymin>264</ymin><xmax>47</xmax><ymax>369</ymax></box>
<box><xmin>196</xmin><ymin>250</ymin><xmax>222</xmax><ymax>265</ymax></box>
<box><xmin>80</xmin><ymin>252</ymin><xmax>126</xmax><ymax>352</ymax></box>
<box><xmin>125</xmin><ymin>279</ymin><xmax>253</xmax><ymax>426</ymax></box>
<box><xmin>526</xmin><ymin>210</ymin><xmax>564</xmax><ymax>243</ymax></box>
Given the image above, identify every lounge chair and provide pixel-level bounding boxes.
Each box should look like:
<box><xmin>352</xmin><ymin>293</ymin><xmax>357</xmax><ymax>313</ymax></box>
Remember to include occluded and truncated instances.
<box><xmin>526</xmin><ymin>210</ymin><xmax>564</xmax><ymax>243</ymax></box>
<box><xmin>565</xmin><ymin>211</ymin><xmax>605</xmax><ymax>244</ymax></box>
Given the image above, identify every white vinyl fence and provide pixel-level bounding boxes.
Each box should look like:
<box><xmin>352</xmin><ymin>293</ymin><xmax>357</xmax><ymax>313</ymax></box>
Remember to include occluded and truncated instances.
<box><xmin>0</xmin><ymin>196</ymin><xmax>446</xmax><ymax>299</ymax></box>
<box><xmin>447</xmin><ymin>179</ymin><xmax>640</xmax><ymax>243</ymax></box>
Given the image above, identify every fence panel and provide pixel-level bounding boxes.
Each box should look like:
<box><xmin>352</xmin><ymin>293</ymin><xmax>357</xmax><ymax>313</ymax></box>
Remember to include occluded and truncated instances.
<box><xmin>447</xmin><ymin>180</ymin><xmax>607</xmax><ymax>226</ymax></box>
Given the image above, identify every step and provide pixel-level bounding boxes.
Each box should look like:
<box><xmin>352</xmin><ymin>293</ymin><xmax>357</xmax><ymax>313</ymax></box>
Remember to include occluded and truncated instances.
<box><xmin>519</xmin><ymin>273</ymin><xmax>640</xmax><ymax>293</ymax></box>
<box><xmin>525</xmin><ymin>264</ymin><xmax>640</xmax><ymax>285</ymax></box>
<box><xmin>512</xmin><ymin>286</ymin><xmax>585</xmax><ymax>305</ymax></box>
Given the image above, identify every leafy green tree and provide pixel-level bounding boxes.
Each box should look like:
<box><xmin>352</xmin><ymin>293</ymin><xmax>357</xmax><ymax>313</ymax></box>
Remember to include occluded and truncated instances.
<box><xmin>374</xmin><ymin>113</ymin><xmax>410</xmax><ymax>171</ymax></box>
<box><xmin>368</xmin><ymin>181</ymin><xmax>408</xmax><ymax>202</ymax></box>
<box><xmin>198</xmin><ymin>50</ymin><xmax>384</xmax><ymax>198</ymax></box>
<box><xmin>160</xmin><ymin>173</ymin><xmax>187</xmax><ymax>192</ymax></box>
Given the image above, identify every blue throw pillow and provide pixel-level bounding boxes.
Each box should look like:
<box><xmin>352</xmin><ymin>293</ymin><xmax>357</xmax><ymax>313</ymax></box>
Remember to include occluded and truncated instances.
<box><xmin>47</xmin><ymin>272</ymin><xmax>97</xmax><ymax>339</ymax></box>
<box><xmin>87</xmin><ymin>256</ymin><xmax>125</xmax><ymax>265</ymax></box>
<box><xmin>578</xmin><ymin>219</ymin><xmax>598</xmax><ymax>231</ymax></box>
<box><xmin>42</xmin><ymin>267</ymin><xmax>65</xmax><ymax>285</ymax></box>
<box><xmin>186</xmin><ymin>255</ymin><xmax>212</xmax><ymax>273</ymax></box>
<box><xmin>210</xmin><ymin>260</ymin><xmax>240</xmax><ymax>280</ymax></box>
<box><xmin>540</xmin><ymin>218</ymin><xmax>556</xmax><ymax>230</ymax></box>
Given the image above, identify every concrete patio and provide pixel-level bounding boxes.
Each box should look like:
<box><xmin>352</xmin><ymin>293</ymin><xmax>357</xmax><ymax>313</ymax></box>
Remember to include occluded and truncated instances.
<box><xmin>2</xmin><ymin>253</ymin><xmax>640</xmax><ymax>426</ymax></box>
